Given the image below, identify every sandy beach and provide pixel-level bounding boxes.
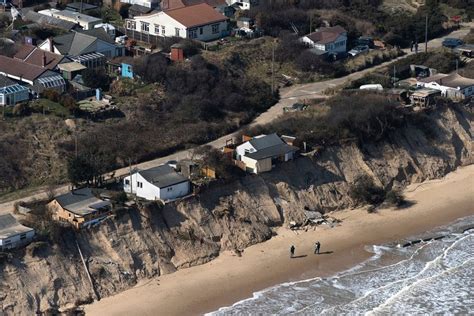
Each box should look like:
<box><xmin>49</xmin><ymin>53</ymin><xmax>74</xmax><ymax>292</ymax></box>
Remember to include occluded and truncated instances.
<box><xmin>85</xmin><ymin>165</ymin><xmax>474</xmax><ymax>316</ymax></box>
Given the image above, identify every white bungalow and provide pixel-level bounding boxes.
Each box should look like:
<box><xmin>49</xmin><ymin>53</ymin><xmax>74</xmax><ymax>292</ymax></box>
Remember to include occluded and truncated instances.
<box><xmin>125</xmin><ymin>3</ymin><xmax>228</xmax><ymax>41</ymax></box>
<box><xmin>123</xmin><ymin>165</ymin><xmax>190</xmax><ymax>201</ymax></box>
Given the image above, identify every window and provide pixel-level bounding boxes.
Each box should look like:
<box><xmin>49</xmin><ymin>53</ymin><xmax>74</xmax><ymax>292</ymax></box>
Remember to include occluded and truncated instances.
<box><xmin>211</xmin><ymin>23</ymin><xmax>220</xmax><ymax>34</ymax></box>
<box><xmin>175</xmin><ymin>28</ymin><xmax>180</xmax><ymax>37</ymax></box>
<box><xmin>189</xmin><ymin>28</ymin><xmax>197</xmax><ymax>39</ymax></box>
<box><xmin>154</xmin><ymin>24</ymin><xmax>160</xmax><ymax>34</ymax></box>
<box><xmin>200</xmin><ymin>27</ymin><xmax>203</xmax><ymax>35</ymax></box>
<box><xmin>162</xmin><ymin>25</ymin><xmax>165</xmax><ymax>35</ymax></box>
<box><xmin>167</xmin><ymin>187</ymin><xmax>173</xmax><ymax>191</ymax></box>
<box><xmin>125</xmin><ymin>179</ymin><xmax>130</xmax><ymax>185</ymax></box>
<box><xmin>141</xmin><ymin>22</ymin><xmax>149</xmax><ymax>33</ymax></box>
<box><xmin>126</xmin><ymin>20</ymin><xmax>136</xmax><ymax>30</ymax></box>
<box><xmin>137</xmin><ymin>181</ymin><xmax>143</xmax><ymax>188</ymax></box>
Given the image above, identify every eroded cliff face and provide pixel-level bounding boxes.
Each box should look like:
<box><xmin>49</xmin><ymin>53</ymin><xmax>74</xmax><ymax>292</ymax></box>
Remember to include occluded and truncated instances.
<box><xmin>0</xmin><ymin>106</ymin><xmax>472</xmax><ymax>314</ymax></box>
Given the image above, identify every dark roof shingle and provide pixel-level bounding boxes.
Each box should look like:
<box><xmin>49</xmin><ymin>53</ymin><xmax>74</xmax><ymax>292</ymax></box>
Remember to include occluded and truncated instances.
<box><xmin>139</xmin><ymin>165</ymin><xmax>188</xmax><ymax>188</ymax></box>
<box><xmin>249</xmin><ymin>133</ymin><xmax>285</xmax><ymax>150</ymax></box>
<box><xmin>14</xmin><ymin>44</ymin><xmax>65</xmax><ymax>70</ymax></box>
<box><xmin>246</xmin><ymin>143</ymin><xmax>298</xmax><ymax>160</ymax></box>
<box><xmin>0</xmin><ymin>55</ymin><xmax>47</xmax><ymax>81</ymax></box>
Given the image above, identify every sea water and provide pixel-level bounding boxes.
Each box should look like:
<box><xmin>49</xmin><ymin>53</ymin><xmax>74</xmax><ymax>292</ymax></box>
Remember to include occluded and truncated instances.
<box><xmin>209</xmin><ymin>215</ymin><xmax>474</xmax><ymax>315</ymax></box>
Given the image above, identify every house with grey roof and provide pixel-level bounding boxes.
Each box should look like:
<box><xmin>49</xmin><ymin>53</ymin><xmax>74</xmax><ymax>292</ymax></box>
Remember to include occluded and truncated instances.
<box><xmin>23</xmin><ymin>10</ymin><xmax>79</xmax><ymax>31</ymax></box>
<box><xmin>123</xmin><ymin>164</ymin><xmax>191</xmax><ymax>201</ymax></box>
<box><xmin>38</xmin><ymin>29</ymin><xmax>124</xmax><ymax>67</ymax></box>
<box><xmin>47</xmin><ymin>188</ymin><xmax>112</xmax><ymax>229</ymax></box>
<box><xmin>236</xmin><ymin>133</ymin><xmax>299</xmax><ymax>174</ymax></box>
<box><xmin>0</xmin><ymin>214</ymin><xmax>35</xmax><ymax>251</ymax></box>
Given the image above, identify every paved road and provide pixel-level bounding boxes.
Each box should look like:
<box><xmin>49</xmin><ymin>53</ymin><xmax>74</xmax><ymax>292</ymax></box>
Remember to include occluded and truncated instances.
<box><xmin>1</xmin><ymin>24</ymin><xmax>472</xmax><ymax>214</ymax></box>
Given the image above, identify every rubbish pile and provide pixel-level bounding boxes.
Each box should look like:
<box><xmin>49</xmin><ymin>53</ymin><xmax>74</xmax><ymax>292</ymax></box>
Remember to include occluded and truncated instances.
<box><xmin>289</xmin><ymin>211</ymin><xmax>341</xmax><ymax>230</ymax></box>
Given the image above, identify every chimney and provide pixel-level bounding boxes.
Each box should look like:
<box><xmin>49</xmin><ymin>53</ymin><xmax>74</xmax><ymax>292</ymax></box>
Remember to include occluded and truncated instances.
<box><xmin>42</xmin><ymin>52</ymin><xmax>46</xmax><ymax>67</ymax></box>
<box><xmin>48</xmin><ymin>37</ymin><xmax>53</xmax><ymax>53</ymax></box>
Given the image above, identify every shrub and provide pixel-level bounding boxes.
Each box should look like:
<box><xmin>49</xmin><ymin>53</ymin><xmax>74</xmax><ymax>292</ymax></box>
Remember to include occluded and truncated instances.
<box><xmin>42</xmin><ymin>89</ymin><xmax>60</xmax><ymax>102</ymax></box>
<box><xmin>111</xmin><ymin>191</ymin><xmax>128</xmax><ymax>205</ymax></box>
<box><xmin>385</xmin><ymin>189</ymin><xmax>405</xmax><ymax>207</ymax></box>
<box><xmin>82</xmin><ymin>68</ymin><xmax>111</xmax><ymax>90</ymax></box>
<box><xmin>349</xmin><ymin>175</ymin><xmax>386</xmax><ymax>206</ymax></box>
<box><xmin>59</xmin><ymin>94</ymin><xmax>78</xmax><ymax>114</ymax></box>
<box><xmin>12</xmin><ymin>102</ymin><xmax>30</xmax><ymax>116</ymax></box>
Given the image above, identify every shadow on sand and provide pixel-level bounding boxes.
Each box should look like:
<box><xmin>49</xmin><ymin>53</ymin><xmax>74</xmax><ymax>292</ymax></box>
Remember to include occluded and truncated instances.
<box><xmin>291</xmin><ymin>255</ymin><xmax>308</xmax><ymax>259</ymax></box>
<box><xmin>316</xmin><ymin>251</ymin><xmax>334</xmax><ymax>255</ymax></box>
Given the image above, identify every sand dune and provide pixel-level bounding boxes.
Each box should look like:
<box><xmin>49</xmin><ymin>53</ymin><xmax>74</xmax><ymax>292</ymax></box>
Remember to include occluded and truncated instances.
<box><xmin>85</xmin><ymin>165</ymin><xmax>474</xmax><ymax>316</ymax></box>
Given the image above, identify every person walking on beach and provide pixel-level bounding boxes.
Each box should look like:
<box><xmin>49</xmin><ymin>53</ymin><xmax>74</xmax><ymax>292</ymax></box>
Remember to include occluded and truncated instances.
<box><xmin>290</xmin><ymin>245</ymin><xmax>295</xmax><ymax>258</ymax></box>
<box><xmin>314</xmin><ymin>241</ymin><xmax>321</xmax><ymax>254</ymax></box>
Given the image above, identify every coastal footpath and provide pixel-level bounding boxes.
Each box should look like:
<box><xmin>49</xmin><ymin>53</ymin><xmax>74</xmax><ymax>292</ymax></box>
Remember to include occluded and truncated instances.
<box><xmin>0</xmin><ymin>105</ymin><xmax>472</xmax><ymax>314</ymax></box>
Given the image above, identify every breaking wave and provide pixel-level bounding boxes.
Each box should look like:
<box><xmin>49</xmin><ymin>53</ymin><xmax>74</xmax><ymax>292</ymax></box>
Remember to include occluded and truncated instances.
<box><xmin>208</xmin><ymin>215</ymin><xmax>474</xmax><ymax>315</ymax></box>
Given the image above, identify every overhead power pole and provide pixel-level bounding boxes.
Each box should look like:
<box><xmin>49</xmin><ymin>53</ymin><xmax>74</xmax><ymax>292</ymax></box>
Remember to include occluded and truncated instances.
<box><xmin>271</xmin><ymin>41</ymin><xmax>275</xmax><ymax>95</ymax></box>
<box><xmin>425</xmin><ymin>15</ymin><xmax>428</xmax><ymax>53</ymax></box>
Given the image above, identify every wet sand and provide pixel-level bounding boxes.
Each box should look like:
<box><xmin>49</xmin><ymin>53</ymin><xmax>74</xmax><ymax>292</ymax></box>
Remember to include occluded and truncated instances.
<box><xmin>85</xmin><ymin>165</ymin><xmax>474</xmax><ymax>316</ymax></box>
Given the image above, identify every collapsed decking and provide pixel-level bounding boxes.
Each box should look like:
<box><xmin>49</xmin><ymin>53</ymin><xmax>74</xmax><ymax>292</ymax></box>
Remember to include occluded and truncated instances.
<box><xmin>47</xmin><ymin>188</ymin><xmax>112</xmax><ymax>229</ymax></box>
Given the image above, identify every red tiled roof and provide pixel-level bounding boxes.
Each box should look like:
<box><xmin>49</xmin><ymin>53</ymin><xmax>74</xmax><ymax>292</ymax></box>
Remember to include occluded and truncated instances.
<box><xmin>14</xmin><ymin>44</ymin><xmax>65</xmax><ymax>70</ymax></box>
<box><xmin>161</xmin><ymin>0</ymin><xmax>227</xmax><ymax>10</ymax></box>
<box><xmin>183</xmin><ymin>0</ymin><xmax>227</xmax><ymax>7</ymax></box>
<box><xmin>165</xmin><ymin>3</ymin><xmax>227</xmax><ymax>27</ymax></box>
<box><xmin>0</xmin><ymin>55</ymin><xmax>47</xmax><ymax>81</ymax></box>
<box><xmin>306</xmin><ymin>26</ymin><xmax>347</xmax><ymax>45</ymax></box>
<box><xmin>161</xmin><ymin>0</ymin><xmax>186</xmax><ymax>10</ymax></box>
<box><xmin>13</xmin><ymin>44</ymin><xmax>36</xmax><ymax>60</ymax></box>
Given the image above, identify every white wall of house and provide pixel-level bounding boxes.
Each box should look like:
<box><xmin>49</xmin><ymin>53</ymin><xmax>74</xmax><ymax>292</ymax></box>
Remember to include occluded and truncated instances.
<box><xmin>38</xmin><ymin>39</ymin><xmax>62</xmax><ymax>55</ymax></box>
<box><xmin>160</xmin><ymin>181</ymin><xmax>190</xmax><ymax>201</ymax></box>
<box><xmin>0</xmin><ymin>230</ymin><xmax>35</xmax><ymax>250</ymax></box>
<box><xmin>235</xmin><ymin>142</ymin><xmax>256</xmax><ymax>160</ymax></box>
<box><xmin>123</xmin><ymin>172</ymin><xmax>190</xmax><ymax>201</ymax></box>
<box><xmin>127</xmin><ymin>12</ymin><xmax>227</xmax><ymax>41</ymax></box>
<box><xmin>301</xmin><ymin>34</ymin><xmax>347</xmax><ymax>53</ymax></box>
<box><xmin>120</xmin><ymin>0</ymin><xmax>159</xmax><ymax>9</ymax></box>
<box><xmin>51</xmin><ymin>13</ymin><xmax>101</xmax><ymax>30</ymax></box>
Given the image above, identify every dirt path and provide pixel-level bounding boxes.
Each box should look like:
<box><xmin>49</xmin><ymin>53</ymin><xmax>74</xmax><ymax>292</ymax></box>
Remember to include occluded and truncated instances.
<box><xmin>0</xmin><ymin>24</ymin><xmax>471</xmax><ymax>214</ymax></box>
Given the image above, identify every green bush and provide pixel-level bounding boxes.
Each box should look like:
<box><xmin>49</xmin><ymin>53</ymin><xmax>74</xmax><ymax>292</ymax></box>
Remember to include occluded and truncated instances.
<box><xmin>111</xmin><ymin>191</ymin><xmax>128</xmax><ymax>205</ymax></box>
<box><xmin>385</xmin><ymin>189</ymin><xmax>406</xmax><ymax>207</ymax></box>
<box><xmin>349</xmin><ymin>175</ymin><xmax>386</xmax><ymax>206</ymax></box>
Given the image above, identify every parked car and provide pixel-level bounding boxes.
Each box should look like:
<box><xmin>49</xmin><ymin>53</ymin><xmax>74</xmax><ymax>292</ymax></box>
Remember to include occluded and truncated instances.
<box><xmin>348</xmin><ymin>45</ymin><xmax>370</xmax><ymax>57</ymax></box>
<box><xmin>442</xmin><ymin>38</ymin><xmax>463</xmax><ymax>49</ymax></box>
<box><xmin>356</xmin><ymin>36</ymin><xmax>375</xmax><ymax>49</ymax></box>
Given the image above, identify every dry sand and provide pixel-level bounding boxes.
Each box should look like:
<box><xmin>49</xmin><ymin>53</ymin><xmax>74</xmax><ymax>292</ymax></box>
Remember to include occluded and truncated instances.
<box><xmin>85</xmin><ymin>165</ymin><xmax>474</xmax><ymax>316</ymax></box>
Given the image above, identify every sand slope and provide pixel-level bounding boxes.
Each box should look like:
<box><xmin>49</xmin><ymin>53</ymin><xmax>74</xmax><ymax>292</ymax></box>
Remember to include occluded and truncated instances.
<box><xmin>85</xmin><ymin>165</ymin><xmax>474</xmax><ymax>316</ymax></box>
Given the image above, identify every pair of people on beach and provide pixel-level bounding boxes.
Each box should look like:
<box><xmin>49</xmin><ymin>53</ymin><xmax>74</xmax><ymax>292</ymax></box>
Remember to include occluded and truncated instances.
<box><xmin>289</xmin><ymin>241</ymin><xmax>321</xmax><ymax>258</ymax></box>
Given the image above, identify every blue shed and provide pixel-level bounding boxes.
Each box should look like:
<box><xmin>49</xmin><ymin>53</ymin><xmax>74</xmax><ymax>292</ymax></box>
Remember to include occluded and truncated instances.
<box><xmin>121</xmin><ymin>63</ymin><xmax>134</xmax><ymax>79</ymax></box>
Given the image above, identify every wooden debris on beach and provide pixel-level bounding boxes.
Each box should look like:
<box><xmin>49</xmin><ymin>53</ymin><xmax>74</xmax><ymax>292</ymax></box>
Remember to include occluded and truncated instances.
<box><xmin>289</xmin><ymin>211</ymin><xmax>341</xmax><ymax>230</ymax></box>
